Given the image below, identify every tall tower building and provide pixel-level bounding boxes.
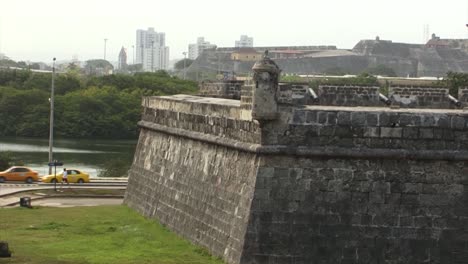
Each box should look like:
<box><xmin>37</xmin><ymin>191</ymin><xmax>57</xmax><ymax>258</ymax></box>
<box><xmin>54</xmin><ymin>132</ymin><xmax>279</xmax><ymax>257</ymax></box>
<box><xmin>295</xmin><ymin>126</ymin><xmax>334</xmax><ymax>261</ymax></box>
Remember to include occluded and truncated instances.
<box><xmin>118</xmin><ymin>47</ymin><xmax>128</xmax><ymax>70</ymax></box>
<box><xmin>188</xmin><ymin>37</ymin><xmax>217</xmax><ymax>60</ymax></box>
<box><xmin>136</xmin><ymin>27</ymin><xmax>170</xmax><ymax>71</ymax></box>
<box><xmin>235</xmin><ymin>35</ymin><xmax>254</xmax><ymax>48</ymax></box>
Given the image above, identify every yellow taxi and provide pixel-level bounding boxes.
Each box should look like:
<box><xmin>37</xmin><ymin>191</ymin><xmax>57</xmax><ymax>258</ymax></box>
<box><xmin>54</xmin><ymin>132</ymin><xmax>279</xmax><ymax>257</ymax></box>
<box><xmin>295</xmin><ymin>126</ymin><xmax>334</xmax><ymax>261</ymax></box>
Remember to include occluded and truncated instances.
<box><xmin>0</xmin><ymin>166</ymin><xmax>39</xmax><ymax>183</ymax></box>
<box><xmin>41</xmin><ymin>169</ymin><xmax>90</xmax><ymax>184</ymax></box>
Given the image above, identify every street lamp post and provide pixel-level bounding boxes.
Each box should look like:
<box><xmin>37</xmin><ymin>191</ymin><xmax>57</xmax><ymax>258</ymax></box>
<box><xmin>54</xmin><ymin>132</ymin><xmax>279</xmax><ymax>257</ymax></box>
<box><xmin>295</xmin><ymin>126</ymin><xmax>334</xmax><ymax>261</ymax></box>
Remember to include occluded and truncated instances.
<box><xmin>104</xmin><ymin>38</ymin><xmax>108</xmax><ymax>60</ymax></box>
<box><xmin>151</xmin><ymin>41</ymin><xmax>154</xmax><ymax>72</ymax></box>
<box><xmin>182</xmin><ymin>52</ymin><xmax>187</xmax><ymax>80</ymax></box>
<box><xmin>48</xmin><ymin>58</ymin><xmax>56</xmax><ymax>175</ymax></box>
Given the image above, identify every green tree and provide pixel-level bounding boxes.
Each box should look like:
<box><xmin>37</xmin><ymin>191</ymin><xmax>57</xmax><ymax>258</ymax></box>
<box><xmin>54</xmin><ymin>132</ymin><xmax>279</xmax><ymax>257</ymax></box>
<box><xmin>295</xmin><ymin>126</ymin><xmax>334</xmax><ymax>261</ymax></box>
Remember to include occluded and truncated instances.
<box><xmin>442</xmin><ymin>71</ymin><xmax>468</xmax><ymax>97</ymax></box>
<box><xmin>0</xmin><ymin>59</ymin><xmax>18</xmax><ymax>68</ymax></box>
<box><xmin>0</xmin><ymin>152</ymin><xmax>13</xmax><ymax>170</ymax></box>
<box><xmin>84</xmin><ymin>59</ymin><xmax>114</xmax><ymax>75</ymax></box>
<box><xmin>0</xmin><ymin>70</ymin><xmax>198</xmax><ymax>139</ymax></box>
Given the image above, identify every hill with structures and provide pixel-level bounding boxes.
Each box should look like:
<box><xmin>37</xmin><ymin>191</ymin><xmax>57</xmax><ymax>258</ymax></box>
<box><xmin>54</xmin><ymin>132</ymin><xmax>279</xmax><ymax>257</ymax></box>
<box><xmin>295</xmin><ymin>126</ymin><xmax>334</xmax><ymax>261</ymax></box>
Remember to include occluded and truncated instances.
<box><xmin>184</xmin><ymin>35</ymin><xmax>468</xmax><ymax>79</ymax></box>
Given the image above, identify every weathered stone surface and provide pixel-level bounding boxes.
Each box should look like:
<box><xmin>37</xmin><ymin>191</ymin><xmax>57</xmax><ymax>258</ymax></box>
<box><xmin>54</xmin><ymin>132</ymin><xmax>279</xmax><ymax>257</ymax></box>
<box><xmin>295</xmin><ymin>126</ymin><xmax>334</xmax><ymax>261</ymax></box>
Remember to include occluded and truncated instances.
<box><xmin>459</xmin><ymin>87</ymin><xmax>468</xmax><ymax>107</ymax></box>
<box><xmin>318</xmin><ymin>85</ymin><xmax>381</xmax><ymax>107</ymax></box>
<box><xmin>198</xmin><ymin>80</ymin><xmax>244</xmax><ymax>99</ymax></box>
<box><xmin>125</xmin><ymin>93</ymin><xmax>468</xmax><ymax>264</ymax></box>
<box><xmin>125</xmin><ymin>129</ymin><xmax>259</xmax><ymax>264</ymax></box>
<box><xmin>389</xmin><ymin>86</ymin><xmax>455</xmax><ymax>109</ymax></box>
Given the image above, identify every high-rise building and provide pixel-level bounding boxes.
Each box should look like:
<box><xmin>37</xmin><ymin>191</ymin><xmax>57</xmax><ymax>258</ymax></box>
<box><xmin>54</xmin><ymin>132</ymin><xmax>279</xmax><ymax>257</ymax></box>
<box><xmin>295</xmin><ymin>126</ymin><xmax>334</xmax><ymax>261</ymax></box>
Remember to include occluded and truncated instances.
<box><xmin>118</xmin><ymin>47</ymin><xmax>127</xmax><ymax>70</ymax></box>
<box><xmin>188</xmin><ymin>37</ymin><xmax>217</xmax><ymax>60</ymax></box>
<box><xmin>136</xmin><ymin>27</ymin><xmax>170</xmax><ymax>71</ymax></box>
<box><xmin>235</xmin><ymin>35</ymin><xmax>254</xmax><ymax>48</ymax></box>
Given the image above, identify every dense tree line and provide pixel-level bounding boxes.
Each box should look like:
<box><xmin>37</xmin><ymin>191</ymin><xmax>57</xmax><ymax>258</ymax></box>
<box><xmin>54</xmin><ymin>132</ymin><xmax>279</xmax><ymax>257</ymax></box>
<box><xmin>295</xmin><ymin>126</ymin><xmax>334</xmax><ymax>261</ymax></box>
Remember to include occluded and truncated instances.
<box><xmin>0</xmin><ymin>69</ymin><xmax>197</xmax><ymax>139</ymax></box>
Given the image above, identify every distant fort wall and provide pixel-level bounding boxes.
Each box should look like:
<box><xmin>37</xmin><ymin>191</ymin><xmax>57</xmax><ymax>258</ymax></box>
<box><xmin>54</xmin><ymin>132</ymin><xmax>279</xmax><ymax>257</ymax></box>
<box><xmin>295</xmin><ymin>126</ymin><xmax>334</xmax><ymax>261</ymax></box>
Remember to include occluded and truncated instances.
<box><xmin>126</xmin><ymin>58</ymin><xmax>468</xmax><ymax>263</ymax></box>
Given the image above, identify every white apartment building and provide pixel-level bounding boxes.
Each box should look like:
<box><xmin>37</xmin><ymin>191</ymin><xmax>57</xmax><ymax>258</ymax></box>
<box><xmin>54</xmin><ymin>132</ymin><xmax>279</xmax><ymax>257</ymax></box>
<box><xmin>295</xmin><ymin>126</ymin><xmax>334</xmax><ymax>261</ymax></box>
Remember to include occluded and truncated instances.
<box><xmin>188</xmin><ymin>37</ymin><xmax>217</xmax><ymax>60</ymax></box>
<box><xmin>235</xmin><ymin>35</ymin><xmax>254</xmax><ymax>48</ymax></box>
<box><xmin>136</xmin><ymin>27</ymin><xmax>170</xmax><ymax>71</ymax></box>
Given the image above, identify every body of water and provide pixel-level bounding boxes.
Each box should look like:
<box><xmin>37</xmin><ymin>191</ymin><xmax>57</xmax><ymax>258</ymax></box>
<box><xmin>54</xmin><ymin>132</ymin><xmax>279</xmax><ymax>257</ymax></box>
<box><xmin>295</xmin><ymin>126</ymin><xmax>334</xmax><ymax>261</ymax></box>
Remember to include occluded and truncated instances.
<box><xmin>0</xmin><ymin>137</ymin><xmax>137</xmax><ymax>177</ymax></box>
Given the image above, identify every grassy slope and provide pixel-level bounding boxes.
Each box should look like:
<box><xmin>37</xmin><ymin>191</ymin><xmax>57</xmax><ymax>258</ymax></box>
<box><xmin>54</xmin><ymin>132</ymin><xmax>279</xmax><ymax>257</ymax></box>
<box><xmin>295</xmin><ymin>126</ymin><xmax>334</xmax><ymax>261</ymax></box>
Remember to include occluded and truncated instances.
<box><xmin>0</xmin><ymin>205</ymin><xmax>223</xmax><ymax>264</ymax></box>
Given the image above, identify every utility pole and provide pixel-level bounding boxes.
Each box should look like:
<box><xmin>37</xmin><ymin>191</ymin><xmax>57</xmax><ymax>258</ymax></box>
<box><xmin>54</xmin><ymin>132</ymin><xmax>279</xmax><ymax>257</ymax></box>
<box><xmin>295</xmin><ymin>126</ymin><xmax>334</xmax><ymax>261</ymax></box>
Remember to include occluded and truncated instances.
<box><xmin>48</xmin><ymin>58</ymin><xmax>56</xmax><ymax>175</ymax></box>
<box><xmin>182</xmin><ymin>52</ymin><xmax>187</xmax><ymax>80</ymax></box>
<box><xmin>104</xmin><ymin>38</ymin><xmax>108</xmax><ymax>60</ymax></box>
<box><xmin>132</xmin><ymin>45</ymin><xmax>135</xmax><ymax>65</ymax></box>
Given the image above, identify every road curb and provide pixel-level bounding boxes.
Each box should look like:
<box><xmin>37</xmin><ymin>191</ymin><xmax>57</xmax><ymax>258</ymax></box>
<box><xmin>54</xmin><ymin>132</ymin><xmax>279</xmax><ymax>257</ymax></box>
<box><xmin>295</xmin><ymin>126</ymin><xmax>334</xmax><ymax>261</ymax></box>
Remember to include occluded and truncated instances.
<box><xmin>3</xmin><ymin>195</ymin><xmax>125</xmax><ymax>207</ymax></box>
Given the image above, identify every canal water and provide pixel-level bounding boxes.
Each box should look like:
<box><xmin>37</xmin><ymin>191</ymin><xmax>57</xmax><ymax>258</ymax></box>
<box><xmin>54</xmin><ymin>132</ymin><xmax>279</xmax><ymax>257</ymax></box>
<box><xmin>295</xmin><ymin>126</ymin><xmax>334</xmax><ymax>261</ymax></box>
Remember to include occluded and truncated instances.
<box><xmin>0</xmin><ymin>137</ymin><xmax>137</xmax><ymax>177</ymax></box>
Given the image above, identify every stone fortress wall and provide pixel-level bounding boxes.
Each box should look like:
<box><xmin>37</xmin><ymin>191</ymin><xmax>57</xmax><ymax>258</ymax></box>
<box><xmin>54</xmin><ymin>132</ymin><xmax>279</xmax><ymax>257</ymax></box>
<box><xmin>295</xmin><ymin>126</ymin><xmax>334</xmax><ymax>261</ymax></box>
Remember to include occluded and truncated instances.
<box><xmin>198</xmin><ymin>80</ymin><xmax>244</xmax><ymax>100</ymax></box>
<box><xmin>125</xmin><ymin>56</ymin><xmax>468</xmax><ymax>264</ymax></box>
<box><xmin>200</xmin><ymin>80</ymin><xmax>468</xmax><ymax>109</ymax></box>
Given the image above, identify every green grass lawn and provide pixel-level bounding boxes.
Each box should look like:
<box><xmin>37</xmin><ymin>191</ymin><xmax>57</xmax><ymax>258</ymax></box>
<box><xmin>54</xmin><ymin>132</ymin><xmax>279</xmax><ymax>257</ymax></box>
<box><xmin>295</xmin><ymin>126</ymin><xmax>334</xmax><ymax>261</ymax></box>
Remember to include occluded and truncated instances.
<box><xmin>0</xmin><ymin>205</ymin><xmax>224</xmax><ymax>264</ymax></box>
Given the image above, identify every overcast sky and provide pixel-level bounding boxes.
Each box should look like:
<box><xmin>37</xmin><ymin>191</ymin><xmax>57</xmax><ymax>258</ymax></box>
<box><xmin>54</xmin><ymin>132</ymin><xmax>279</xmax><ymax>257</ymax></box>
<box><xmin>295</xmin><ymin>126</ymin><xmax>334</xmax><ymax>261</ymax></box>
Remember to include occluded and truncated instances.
<box><xmin>1</xmin><ymin>0</ymin><xmax>468</xmax><ymax>63</ymax></box>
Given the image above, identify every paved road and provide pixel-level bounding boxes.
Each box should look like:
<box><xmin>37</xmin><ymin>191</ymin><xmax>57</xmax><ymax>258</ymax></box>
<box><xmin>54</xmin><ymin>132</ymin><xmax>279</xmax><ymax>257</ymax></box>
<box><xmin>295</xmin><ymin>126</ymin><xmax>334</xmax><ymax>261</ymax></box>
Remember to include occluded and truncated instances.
<box><xmin>0</xmin><ymin>180</ymin><xmax>127</xmax><ymax>207</ymax></box>
<box><xmin>0</xmin><ymin>180</ymin><xmax>127</xmax><ymax>196</ymax></box>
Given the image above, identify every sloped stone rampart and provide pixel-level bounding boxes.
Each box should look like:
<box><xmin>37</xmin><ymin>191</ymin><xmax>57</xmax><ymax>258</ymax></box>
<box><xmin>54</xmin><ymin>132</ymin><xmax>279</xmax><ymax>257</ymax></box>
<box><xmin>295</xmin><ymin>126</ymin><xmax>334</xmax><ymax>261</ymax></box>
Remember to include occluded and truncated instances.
<box><xmin>125</xmin><ymin>128</ymin><xmax>259</xmax><ymax>264</ymax></box>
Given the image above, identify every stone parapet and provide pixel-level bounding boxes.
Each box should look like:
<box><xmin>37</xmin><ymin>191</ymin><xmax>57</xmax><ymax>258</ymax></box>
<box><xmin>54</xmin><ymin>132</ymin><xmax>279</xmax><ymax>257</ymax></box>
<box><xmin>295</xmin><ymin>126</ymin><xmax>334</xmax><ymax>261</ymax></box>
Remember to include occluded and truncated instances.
<box><xmin>282</xmin><ymin>106</ymin><xmax>468</xmax><ymax>151</ymax></box>
<box><xmin>198</xmin><ymin>80</ymin><xmax>244</xmax><ymax>99</ymax></box>
<box><xmin>459</xmin><ymin>87</ymin><xmax>468</xmax><ymax>107</ymax></box>
<box><xmin>317</xmin><ymin>85</ymin><xmax>381</xmax><ymax>106</ymax></box>
<box><xmin>141</xmin><ymin>108</ymin><xmax>260</xmax><ymax>145</ymax></box>
<box><xmin>277</xmin><ymin>83</ymin><xmax>316</xmax><ymax>105</ymax></box>
<box><xmin>389</xmin><ymin>86</ymin><xmax>452</xmax><ymax>109</ymax></box>
<box><xmin>142</xmin><ymin>95</ymin><xmax>241</xmax><ymax>119</ymax></box>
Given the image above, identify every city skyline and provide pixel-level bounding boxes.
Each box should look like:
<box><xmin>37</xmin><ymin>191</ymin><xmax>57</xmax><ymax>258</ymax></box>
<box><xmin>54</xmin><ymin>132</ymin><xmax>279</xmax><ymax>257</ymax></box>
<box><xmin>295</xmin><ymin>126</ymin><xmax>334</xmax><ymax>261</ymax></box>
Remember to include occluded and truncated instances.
<box><xmin>1</xmin><ymin>0</ymin><xmax>468</xmax><ymax>63</ymax></box>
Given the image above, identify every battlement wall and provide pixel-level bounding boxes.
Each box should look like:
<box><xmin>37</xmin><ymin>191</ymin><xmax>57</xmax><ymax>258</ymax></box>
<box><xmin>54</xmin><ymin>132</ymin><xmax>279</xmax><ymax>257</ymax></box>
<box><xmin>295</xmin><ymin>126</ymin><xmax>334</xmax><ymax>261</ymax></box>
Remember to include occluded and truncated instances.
<box><xmin>141</xmin><ymin>95</ymin><xmax>260</xmax><ymax>144</ymax></box>
<box><xmin>389</xmin><ymin>86</ymin><xmax>454</xmax><ymax>109</ymax></box>
<box><xmin>317</xmin><ymin>85</ymin><xmax>381</xmax><ymax>106</ymax></box>
<box><xmin>282</xmin><ymin>106</ymin><xmax>468</xmax><ymax>153</ymax></box>
<box><xmin>198</xmin><ymin>80</ymin><xmax>244</xmax><ymax>99</ymax></box>
<box><xmin>200</xmin><ymin>82</ymin><xmax>467</xmax><ymax>109</ymax></box>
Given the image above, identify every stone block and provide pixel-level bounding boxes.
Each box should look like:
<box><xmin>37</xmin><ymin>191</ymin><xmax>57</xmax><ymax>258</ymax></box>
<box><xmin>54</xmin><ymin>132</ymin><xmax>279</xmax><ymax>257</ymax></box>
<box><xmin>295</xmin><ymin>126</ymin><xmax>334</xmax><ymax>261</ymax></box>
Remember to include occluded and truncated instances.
<box><xmin>451</xmin><ymin>116</ymin><xmax>466</xmax><ymax>130</ymax></box>
<box><xmin>367</xmin><ymin>113</ymin><xmax>379</xmax><ymax>126</ymax></box>
<box><xmin>380</xmin><ymin>127</ymin><xmax>403</xmax><ymax>138</ymax></box>
<box><xmin>337</xmin><ymin>112</ymin><xmax>351</xmax><ymax>125</ymax></box>
<box><xmin>419</xmin><ymin>128</ymin><xmax>434</xmax><ymax>139</ymax></box>
<box><xmin>402</xmin><ymin>183</ymin><xmax>422</xmax><ymax>194</ymax></box>
<box><xmin>401</xmin><ymin>194</ymin><xmax>419</xmax><ymax>205</ymax></box>
<box><xmin>292</xmin><ymin>110</ymin><xmax>307</xmax><ymax>124</ymax></box>
<box><xmin>364</xmin><ymin>127</ymin><xmax>380</xmax><ymax>138</ymax></box>
<box><xmin>306</xmin><ymin>111</ymin><xmax>317</xmax><ymax>124</ymax></box>
<box><xmin>399</xmin><ymin>114</ymin><xmax>421</xmax><ymax>126</ymax></box>
<box><xmin>317</xmin><ymin>112</ymin><xmax>328</xmax><ymax>124</ymax></box>
<box><xmin>351</xmin><ymin>112</ymin><xmax>367</xmax><ymax>127</ymax></box>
